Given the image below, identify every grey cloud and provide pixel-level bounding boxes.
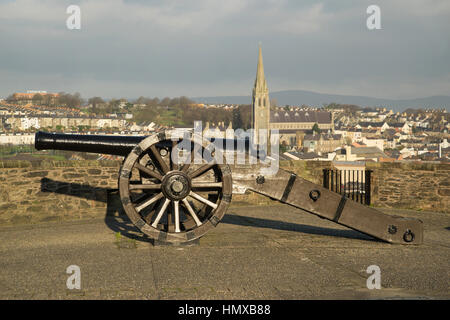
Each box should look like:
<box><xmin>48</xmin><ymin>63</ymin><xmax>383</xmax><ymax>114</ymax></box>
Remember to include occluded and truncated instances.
<box><xmin>0</xmin><ymin>0</ymin><xmax>449</xmax><ymax>99</ymax></box>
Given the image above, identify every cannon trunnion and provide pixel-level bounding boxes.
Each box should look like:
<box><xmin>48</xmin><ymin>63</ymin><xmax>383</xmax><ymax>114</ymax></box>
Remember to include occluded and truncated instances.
<box><xmin>35</xmin><ymin>130</ymin><xmax>424</xmax><ymax>245</ymax></box>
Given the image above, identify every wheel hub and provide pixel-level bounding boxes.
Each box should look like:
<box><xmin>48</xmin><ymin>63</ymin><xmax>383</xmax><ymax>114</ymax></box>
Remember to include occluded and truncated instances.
<box><xmin>161</xmin><ymin>171</ymin><xmax>191</xmax><ymax>201</ymax></box>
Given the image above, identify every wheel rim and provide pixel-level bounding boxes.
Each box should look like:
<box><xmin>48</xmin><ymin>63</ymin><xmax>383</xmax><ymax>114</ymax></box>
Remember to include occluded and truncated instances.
<box><xmin>119</xmin><ymin>130</ymin><xmax>232</xmax><ymax>243</ymax></box>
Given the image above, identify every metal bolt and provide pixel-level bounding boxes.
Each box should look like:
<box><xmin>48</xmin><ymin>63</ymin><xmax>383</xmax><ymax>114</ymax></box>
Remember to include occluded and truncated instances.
<box><xmin>309</xmin><ymin>189</ymin><xmax>321</xmax><ymax>201</ymax></box>
<box><xmin>171</xmin><ymin>180</ymin><xmax>184</xmax><ymax>193</ymax></box>
<box><xmin>160</xmin><ymin>148</ymin><xmax>168</xmax><ymax>157</ymax></box>
<box><xmin>256</xmin><ymin>175</ymin><xmax>265</xmax><ymax>184</ymax></box>
<box><xmin>388</xmin><ymin>225</ymin><xmax>397</xmax><ymax>235</ymax></box>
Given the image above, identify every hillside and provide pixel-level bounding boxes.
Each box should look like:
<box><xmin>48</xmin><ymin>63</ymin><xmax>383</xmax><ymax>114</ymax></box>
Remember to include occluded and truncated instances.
<box><xmin>193</xmin><ymin>90</ymin><xmax>450</xmax><ymax>112</ymax></box>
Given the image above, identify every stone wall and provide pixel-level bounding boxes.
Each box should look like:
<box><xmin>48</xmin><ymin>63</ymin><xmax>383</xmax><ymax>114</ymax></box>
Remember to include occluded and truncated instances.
<box><xmin>367</xmin><ymin>162</ymin><xmax>450</xmax><ymax>213</ymax></box>
<box><xmin>0</xmin><ymin>159</ymin><xmax>448</xmax><ymax>225</ymax></box>
<box><xmin>0</xmin><ymin>160</ymin><xmax>120</xmax><ymax>224</ymax></box>
<box><xmin>230</xmin><ymin>160</ymin><xmax>332</xmax><ymax>206</ymax></box>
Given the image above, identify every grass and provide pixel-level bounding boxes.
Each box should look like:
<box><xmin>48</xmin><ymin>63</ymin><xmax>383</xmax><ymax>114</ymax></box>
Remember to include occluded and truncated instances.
<box><xmin>31</xmin><ymin>154</ymin><xmax>66</xmax><ymax>161</ymax></box>
<box><xmin>114</xmin><ymin>231</ymin><xmax>137</xmax><ymax>249</ymax></box>
<box><xmin>0</xmin><ymin>153</ymin><xmax>66</xmax><ymax>161</ymax></box>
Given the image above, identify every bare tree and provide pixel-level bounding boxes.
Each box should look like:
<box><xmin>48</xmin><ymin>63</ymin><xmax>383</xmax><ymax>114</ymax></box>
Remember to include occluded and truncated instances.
<box><xmin>88</xmin><ymin>97</ymin><xmax>104</xmax><ymax>113</ymax></box>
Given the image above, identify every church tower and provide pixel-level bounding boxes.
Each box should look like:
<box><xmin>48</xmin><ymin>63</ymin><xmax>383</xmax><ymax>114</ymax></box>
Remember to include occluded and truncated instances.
<box><xmin>252</xmin><ymin>44</ymin><xmax>270</xmax><ymax>144</ymax></box>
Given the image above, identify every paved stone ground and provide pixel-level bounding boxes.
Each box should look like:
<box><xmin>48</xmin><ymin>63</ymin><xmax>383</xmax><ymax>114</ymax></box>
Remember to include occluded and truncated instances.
<box><xmin>0</xmin><ymin>204</ymin><xmax>448</xmax><ymax>299</ymax></box>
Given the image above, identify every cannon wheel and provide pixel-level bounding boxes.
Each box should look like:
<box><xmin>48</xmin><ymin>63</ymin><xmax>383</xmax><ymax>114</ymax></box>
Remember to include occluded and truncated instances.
<box><xmin>119</xmin><ymin>130</ymin><xmax>232</xmax><ymax>243</ymax></box>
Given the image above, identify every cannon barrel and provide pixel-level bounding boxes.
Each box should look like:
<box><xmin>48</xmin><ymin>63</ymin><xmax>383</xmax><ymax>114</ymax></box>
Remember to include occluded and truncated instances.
<box><xmin>35</xmin><ymin>131</ymin><xmax>266</xmax><ymax>159</ymax></box>
<box><xmin>35</xmin><ymin>131</ymin><xmax>146</xmax><ymax>156</ymax></box>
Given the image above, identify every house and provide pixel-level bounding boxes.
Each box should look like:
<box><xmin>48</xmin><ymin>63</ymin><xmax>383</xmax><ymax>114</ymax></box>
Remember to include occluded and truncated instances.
<box><xmin>283</xmin><ymin>151</ymin><xmax>326</xmax><ymax>161</ymax></box>
<box><xmin>361</xmin><ymin>137</ymin><xmax>385</xmax><ymax>152</ymax></box>
<box><xmin>203</xmin><ymin>121</ymin><xmax>234</xmax><ymax>139</ymax></box>
<box><xmin>302</xmin><ymin>132</ymin><xmax>344</xmax><ymax>155</ymax></box>
<box><xmin>10</xmin><ymin>91</ymin><xmax>59</xmax><ymax>105</ymax></box>
<box><xmin>390</xmin><ymin>122</ymin><xmax>412</xmax><ymax>134</ymax></box>
<box><xmin>334</xmin><ymin>146</ymin><xmax>386</xmax><ymax>162</ymax></box>
<box><xmin>356</xmin><ymin>122</ymin><xmax>389</xmax><ymax>133</ymax></box>
<box><xmin>345</xmin><ymin>128</ymin><xmax>362</xmax><ymax>142</ymax></box>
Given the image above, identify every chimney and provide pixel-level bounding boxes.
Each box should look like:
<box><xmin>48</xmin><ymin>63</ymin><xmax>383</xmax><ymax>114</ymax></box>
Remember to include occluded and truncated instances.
<box><xmin>345</xmin><ymin>145</ymin><xmax>352</xmax><ymax>161</ymax></box>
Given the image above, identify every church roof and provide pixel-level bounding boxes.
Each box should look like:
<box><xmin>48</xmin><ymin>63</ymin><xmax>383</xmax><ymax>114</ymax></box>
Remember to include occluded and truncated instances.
<box><xmin>304</xmin><ymin>133</ymin><xmax>342</xmax><ymax>141</ymax></box>
<box><xmin>270</xmin><ymin>110</ymin><xmax>332</xmax><ymax>123</ymax></box>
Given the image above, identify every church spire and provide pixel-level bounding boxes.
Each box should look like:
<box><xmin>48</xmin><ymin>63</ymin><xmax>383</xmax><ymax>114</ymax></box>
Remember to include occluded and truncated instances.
<box><xmin>254</xmin><ymin>44</ymin><xmax>267</xmax><ymax>92</ymax></box>
<box><xmin>252</xmin><ymin>44</ymin><xmax>270</xmax><ymax>144</ymax></box>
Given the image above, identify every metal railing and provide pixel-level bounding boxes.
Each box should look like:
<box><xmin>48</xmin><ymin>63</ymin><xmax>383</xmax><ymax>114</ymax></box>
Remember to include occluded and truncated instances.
<box><xmin>323</xmin><ymin>169</ymin><xmax>372</xmax><ymax>205</ymax></box>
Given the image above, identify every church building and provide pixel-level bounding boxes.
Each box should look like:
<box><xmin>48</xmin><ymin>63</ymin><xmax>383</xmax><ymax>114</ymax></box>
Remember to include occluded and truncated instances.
<box><xmin>251</xmin><ymin>46</ymin><xmax>334</xmax><ymax>147</ymax></box>
<box><xmin>251</xmin><ymin>45</ymin><xmax>271</xmax><ymax>144</ymax></box>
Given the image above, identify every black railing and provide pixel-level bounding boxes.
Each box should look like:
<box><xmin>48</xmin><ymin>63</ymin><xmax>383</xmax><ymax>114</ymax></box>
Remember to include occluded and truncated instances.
<box><xmin>323</xmin><ymin>169</ymin><xmax>372</xmax><ymax>205</ymax></box>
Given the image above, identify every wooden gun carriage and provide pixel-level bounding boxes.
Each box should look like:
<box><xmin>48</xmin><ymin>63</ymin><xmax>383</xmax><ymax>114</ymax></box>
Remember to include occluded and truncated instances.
<box><xmin>35</xmin><ymin>130</ymin><xmax>423</xmax><ymax>245</ymax></box>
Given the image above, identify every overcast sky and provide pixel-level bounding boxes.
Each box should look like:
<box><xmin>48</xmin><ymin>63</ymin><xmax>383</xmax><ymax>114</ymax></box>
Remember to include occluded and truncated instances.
<box><xmin>0</xmin><ymin>0</ymin><xmax>449</xmax><ymax>100</ymax></box>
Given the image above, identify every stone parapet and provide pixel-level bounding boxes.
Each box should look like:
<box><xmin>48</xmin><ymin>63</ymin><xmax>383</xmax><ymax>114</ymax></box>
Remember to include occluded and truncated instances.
<box><xmin>0</xmin><ymin>159</ymin><xmax>448</xmax><ymax>225</ymax></box>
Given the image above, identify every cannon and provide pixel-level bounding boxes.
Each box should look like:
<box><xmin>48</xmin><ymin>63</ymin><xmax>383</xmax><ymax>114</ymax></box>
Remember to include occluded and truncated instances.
<box><xmin>35</xmin><ymin>130</ymin><xmax>423</xmax><ymax>245</ymax></box>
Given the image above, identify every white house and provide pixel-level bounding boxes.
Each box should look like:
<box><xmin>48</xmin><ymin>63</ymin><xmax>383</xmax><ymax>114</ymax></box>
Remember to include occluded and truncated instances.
<box><xmin>20</xmin><ymin>117</ymin><xmax>40</xmax><ymax>130</ymax></box>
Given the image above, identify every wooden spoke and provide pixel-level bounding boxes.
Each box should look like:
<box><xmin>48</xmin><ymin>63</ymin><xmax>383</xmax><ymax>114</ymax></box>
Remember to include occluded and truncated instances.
<box><xmin>135</xmin><ymin>163</ymin><xmax>163</xmax><ymax>181</ymax></box>
<box><xmin>129</xmin><ymin>183</ymin><xmax>162</xmax><ymax>191</ymax></box>
<box><xmin>182</xmin><ymin>198</ymin><xmax>202</xmax><ymax>226</ymax></box>
<box><xmin>130</xmin><ymin>192</ymin><xmax>149</xmax><ymax>203</ymax></box>
<box><xmin>150</xmin><ymin>144</ymin><xmax>170</xmax><ymax>174</ymax></box>
<box><xmin>171</xmin><ymin>140</ymin><xmax>179</xmax><ymax>171</ymax></box>
<box><xmin>174</xmin><ymin>200</ymin><xmax>180</xmax><ymax>233</ymax></box>
<box><xmin>180</xmin><ymin>144</ymin><xmax>196</xmax><ymax>173</ymax></box>
<box><xmin>189</xmin><ymin>162</ymin><xmax>216</xmax><ymax>179</ymax></box>
<box><xmin>188</xmin><ymin>191</ymin><xmax>218</xmax><ymax>209</ymax></box>
<box><xmin>191</xmin><ymin>182</ymin><xmax>223</xmax><ymax>191</ymax></box>
<box><xmin>151</xmin><ymin>198</ymin><xmax>171</xmax><ymax>228</ymax></box>
<box><xmin>135</xmin><ymin>192</ymin><xmax>164</xmax><ymax>213</ymax></box>
<box><xmin>119</xmin><ymin>131</ymin><xmax>232</xmax><ymax>244</ymax></box>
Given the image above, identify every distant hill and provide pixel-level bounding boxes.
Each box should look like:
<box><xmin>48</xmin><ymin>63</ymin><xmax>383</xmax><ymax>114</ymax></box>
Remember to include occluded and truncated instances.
<box><xmin>192</xmin><ymin>90</ymin><xmax>450</xmax><ymax>112</ymax></box>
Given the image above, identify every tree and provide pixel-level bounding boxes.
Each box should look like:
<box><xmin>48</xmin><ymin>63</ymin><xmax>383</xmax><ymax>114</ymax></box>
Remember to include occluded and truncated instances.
<box><xmin>32</xmin><ymin>93</ymin><xmax>44</xmax><ymax>105</ymax></box>
<box><xmin>42</xmin><ymin>94</ymin><xmax>53</xmax><ymax>107</ymax></box>
<box><xmin>179</xmin><ymin>96</ymin><xmax>193</xmax><ymax>106</ymax></box>
<box><xmin>108</xmin><ymin>99</ymin><xmax>121</xmax><ymax>113</ymax></box>
<box><xmin>160</xmin><ymin>97</ymin><xmax>171</xmax><ymax>106</ymax></box>
<box><xmin>232</xmin><ymin>108</ymin><xmax>243</xmax><ymax>130</ymax></box>
<box><xmin>88</xmin><ymin>97</ymin><xmax>104</xmax><ymax>113</ymax></box>
<box><xmin>5</xmin><ymin>94</ymin><xmax>15</xmax><ymax>102</ymax></box>
<box><xmin>312</xmin><ymin>123</ymin><xmax>320</xmax><ymax>134</ymax></box>
<box><xmin>150</xmin><ymin>97</ymin><xmax>160</xmax><ymax>106</ymax></box>
<box><xmin>56</xmin><ymin>92</ymin><xmax>83</xmax><ymax>108</ymax></box>
<box><xmin>280</xmin><ymin>141</ymin><xmax>288</xmax><ymax>154</ymax></box>
<box><xmin>135</xmin><ymin>96</ymin><xmax>150</xmax><ymax>105</ymax></box>
<box><xmin>237</xmin><ymin>104</ymin><xmax>252</xmax><ymax>130</ymax></box>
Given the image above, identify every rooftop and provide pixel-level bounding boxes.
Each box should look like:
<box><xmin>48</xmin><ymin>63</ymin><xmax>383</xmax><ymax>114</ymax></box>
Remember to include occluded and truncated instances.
<box><xmin>271</xmin><ymin>110</ymin><xmax>332</xmax><ymax>124</ymax></box>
